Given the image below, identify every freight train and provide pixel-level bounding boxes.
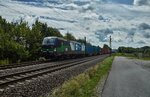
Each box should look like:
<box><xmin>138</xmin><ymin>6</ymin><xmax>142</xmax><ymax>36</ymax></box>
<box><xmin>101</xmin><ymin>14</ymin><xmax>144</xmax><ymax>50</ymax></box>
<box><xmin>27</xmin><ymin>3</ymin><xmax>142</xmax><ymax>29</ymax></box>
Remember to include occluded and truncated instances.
<box><xmin>41</xmin><ymin>36</ymin><xmax>110</xmax><ymax>59</ymax></box>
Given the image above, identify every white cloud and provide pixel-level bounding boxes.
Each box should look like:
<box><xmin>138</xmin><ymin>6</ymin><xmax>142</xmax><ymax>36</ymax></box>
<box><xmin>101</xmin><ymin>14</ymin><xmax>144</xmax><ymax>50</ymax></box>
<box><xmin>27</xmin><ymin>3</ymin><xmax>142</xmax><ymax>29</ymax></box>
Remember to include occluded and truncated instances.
<box><xmin>0</xmin><ymin>0</ymin><xmax>150</xmax><ymax>49</ymax></box>
<box><xmin>133</xmin><ymin>0</ymin><xmax>150</xmax><ymax>6</ymax></box>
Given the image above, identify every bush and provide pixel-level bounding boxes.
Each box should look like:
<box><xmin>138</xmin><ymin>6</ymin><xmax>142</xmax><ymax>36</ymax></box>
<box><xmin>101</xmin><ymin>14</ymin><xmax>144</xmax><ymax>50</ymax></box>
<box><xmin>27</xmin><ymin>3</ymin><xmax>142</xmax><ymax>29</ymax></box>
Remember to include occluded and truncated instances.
<box><xmin>0</xmin><ymin>59</ymin><xmax>9</xmax><ymax>65</ymax></box>
<box><xmin>38</xmin><ymin>57</ymin><xmax>46</xmax><ymax>61</ymax></box>
<box><xmin>0</xmin><ymin>16</ymin><xmax>63</xmax><ymax>63</ymax></box>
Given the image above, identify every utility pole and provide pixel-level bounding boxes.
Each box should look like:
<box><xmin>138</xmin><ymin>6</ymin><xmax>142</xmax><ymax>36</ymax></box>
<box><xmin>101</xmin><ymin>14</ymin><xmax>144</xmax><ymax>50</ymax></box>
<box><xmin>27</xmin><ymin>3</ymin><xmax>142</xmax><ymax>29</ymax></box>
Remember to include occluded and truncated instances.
<box><xmin>109</xmin><ymin>36</ymin><xmax>112</xmax><ymax>56</ymax></box>
<box><xmin>84</xmin><ymin>37</ymin><xmax>86</xmax><ymax>45</ymax></box>
<box><xmin>84</xmin><ymin>37</ymin><xmax>86</xmax><ymax>55</ymax></box>
<box><xmin>67</xmin><ymin>31</ymin><xmax>69</xmax><ymax>40</ymax></box>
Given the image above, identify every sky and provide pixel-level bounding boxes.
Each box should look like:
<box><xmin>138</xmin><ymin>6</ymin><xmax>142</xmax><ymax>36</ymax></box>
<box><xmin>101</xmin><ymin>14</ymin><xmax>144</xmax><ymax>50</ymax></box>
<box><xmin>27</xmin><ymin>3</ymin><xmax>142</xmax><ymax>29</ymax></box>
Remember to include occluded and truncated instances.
<box><xmin>0</xmin><ymin>0</ymin><xmax>150</xmax><ymax>49</ymax></box>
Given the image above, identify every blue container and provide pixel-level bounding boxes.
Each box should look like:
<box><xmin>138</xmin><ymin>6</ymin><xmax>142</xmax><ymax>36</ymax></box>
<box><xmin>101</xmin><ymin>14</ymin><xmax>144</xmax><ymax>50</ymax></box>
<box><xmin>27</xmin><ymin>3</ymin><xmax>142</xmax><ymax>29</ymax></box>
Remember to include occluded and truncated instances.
<box><xmin>86</xmin><ymin>45</ymin><xmax>101</xmax><ymax>55</ymax></box>
<box><xmin>85</xmin><ymin>45</ymin><xmax>94</xmax><ymax>55</ymax></box>
<box><xmin>95</xmin><ymin>46</ymin><xmax>101</xmax><ymax>54</ymax></box>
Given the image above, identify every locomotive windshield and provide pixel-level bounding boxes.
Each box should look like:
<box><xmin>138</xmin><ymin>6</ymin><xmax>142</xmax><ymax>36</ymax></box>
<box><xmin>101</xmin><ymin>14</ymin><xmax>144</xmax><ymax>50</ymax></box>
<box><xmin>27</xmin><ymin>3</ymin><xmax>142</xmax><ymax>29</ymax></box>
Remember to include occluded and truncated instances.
<box><xmin>42</xmin><ymin>38</ymin><xmax>56</xmax><ymax>45</ymax></box>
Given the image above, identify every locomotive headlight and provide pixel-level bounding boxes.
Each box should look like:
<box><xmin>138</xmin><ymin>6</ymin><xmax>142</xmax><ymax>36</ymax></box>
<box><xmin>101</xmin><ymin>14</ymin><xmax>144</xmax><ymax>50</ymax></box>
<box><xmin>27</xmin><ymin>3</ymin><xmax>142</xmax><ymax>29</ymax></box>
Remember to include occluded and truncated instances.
<box><xmin>54</xmin><ymin>48</ymin><xmax>56</xmax><ymax>52</ymax></box>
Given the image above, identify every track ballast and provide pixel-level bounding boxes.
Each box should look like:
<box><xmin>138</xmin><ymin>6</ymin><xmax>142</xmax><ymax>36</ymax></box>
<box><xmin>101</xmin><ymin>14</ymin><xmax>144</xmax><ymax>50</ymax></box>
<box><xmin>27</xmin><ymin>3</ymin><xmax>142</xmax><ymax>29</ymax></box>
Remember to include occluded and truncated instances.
<box><xmin>0</xmin><ymin>55</ymin><xmax>109</xmax><ymax>97</ymax></box>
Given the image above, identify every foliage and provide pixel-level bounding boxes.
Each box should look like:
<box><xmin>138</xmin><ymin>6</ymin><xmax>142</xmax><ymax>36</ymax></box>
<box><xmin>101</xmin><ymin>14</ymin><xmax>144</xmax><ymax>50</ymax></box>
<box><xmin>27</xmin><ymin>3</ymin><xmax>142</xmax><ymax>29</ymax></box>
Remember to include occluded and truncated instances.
<box><xmin>76</xmin><ymin>38</ymin><xmax>85</xmax><ymax>44</ymax></box>
<box><xmin>64</xmin><ymin>33</ymin><xmax>76</xmax><ymax>41</ymax></box>
<box><xmin>118</xmin><ymin>46</ymin><xmax>150</xmax><ymax>53</ymax></box>
<box><xmin>118</xmin><ymin>47</ymin><xmax>136</xmax><ymax>53</ymax></box>
<box><xmin>103</xmin><ymin>44</ymin><xmax>111</xmax><ymax>50</ymax></box>
<box><xmin>0</xmin><ymin>59</ymin><xmax>9</xmax><ymax>65</ymax></box>
<box><xmin>118</xmin><ymin>46</ymin><xmax>150</xmax><ymax>58</ymax></box>
<box><xmin>0</xmin><ymin>16</ymin><xmax>63</xmax><ymax>63</ymax></box>
<box><xmin>50</xmin><ymin>56</ymin><xmax>114</xmax><ymax>97</ymax></box>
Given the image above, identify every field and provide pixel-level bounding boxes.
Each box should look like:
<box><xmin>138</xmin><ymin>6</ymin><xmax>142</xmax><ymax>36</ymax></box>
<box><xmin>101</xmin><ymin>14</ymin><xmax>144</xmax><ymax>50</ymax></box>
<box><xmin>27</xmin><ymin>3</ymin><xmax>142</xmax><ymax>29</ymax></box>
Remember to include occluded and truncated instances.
<box><xmin>113</xmin><ymin>53</ymin><xmax>150</xmax><ymax>60</ymax></box>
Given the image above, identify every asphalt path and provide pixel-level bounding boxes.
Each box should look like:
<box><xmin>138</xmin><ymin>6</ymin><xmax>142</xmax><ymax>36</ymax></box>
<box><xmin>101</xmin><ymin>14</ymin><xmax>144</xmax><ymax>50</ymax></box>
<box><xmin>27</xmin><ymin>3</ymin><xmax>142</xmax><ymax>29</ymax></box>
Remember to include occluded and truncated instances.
<box><xmin>102</xmin><ymin>57</ymin><xmax>150</xmax><ymax>97</ymax></box>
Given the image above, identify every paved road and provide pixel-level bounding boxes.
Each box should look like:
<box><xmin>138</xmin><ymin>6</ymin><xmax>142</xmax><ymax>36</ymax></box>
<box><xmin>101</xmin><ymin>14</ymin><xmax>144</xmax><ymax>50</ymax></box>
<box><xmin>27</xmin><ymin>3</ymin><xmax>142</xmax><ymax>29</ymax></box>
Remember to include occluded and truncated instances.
<box><xmin>102</xmin><ymin>57</ymin><xmax>150</xmax><ymax>97</ymax></box>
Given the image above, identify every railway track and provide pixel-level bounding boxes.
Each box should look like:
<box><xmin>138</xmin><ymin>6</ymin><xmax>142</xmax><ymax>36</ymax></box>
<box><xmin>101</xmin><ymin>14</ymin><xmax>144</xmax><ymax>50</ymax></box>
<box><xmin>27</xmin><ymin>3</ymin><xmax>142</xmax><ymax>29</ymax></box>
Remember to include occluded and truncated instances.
<box><xmin>0</xmin><ymin>56</ymin><xmax>96</xmax><ymax>70</ymax></box>
<box><xmin>0</xmin><ymin>56</ymin><xmax>101</xmax><ymax>90</ymax></box>
<box><xmin>0</xmin><ymin>60</ymin><xmax>51</xmax><ymax>70</ymax></box>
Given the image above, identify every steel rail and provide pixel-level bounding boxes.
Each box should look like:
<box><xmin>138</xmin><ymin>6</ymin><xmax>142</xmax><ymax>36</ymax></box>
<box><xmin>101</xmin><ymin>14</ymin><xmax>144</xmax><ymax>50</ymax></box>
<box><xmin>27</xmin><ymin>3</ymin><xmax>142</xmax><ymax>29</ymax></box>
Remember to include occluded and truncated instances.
<box><xmin>0</xmin><ymin>56</ymin><xmax>99</xmax><ymax>88</ymax></box>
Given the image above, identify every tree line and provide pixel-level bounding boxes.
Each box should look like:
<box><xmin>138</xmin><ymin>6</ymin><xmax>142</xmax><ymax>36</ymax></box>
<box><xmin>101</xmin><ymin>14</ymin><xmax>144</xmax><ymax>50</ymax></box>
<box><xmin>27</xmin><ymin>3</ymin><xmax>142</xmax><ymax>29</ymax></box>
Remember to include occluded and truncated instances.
<box><xmin>0</xmin><ymin>16</ymin><xmax>102</xmax><ymax>64</ymax></box>
<box><xmin>0</xmin><ymin>16</ymin><xmax>74</xmax><ymax>63</ymax></box>
<box><xmin>118</xmin><ymin>46</ymin><xmax>150</xmax><ymax>57</ymax></box>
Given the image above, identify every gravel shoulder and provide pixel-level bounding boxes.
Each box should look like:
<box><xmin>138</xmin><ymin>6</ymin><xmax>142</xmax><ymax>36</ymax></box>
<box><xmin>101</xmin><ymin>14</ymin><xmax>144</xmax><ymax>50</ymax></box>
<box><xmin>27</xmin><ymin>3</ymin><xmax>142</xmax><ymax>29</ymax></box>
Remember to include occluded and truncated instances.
<box><xmin>102</xmin><ymin>56</ymin><xmax>150</xmax><ymax>97</ymax></box>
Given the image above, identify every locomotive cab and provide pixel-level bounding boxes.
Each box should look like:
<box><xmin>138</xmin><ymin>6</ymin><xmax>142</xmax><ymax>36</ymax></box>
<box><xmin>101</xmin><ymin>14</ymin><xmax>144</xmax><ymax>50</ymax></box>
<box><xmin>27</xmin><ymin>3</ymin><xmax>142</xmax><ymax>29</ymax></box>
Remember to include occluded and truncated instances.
<box><xmin>41</xmin><ymin>37</ymin><xmax>71</xmax><ymax>59</ymax></box>
<box><xmin>41</xmin><ymin>37</ymin><xmax>57</xmax><ymax>58</ymax></box>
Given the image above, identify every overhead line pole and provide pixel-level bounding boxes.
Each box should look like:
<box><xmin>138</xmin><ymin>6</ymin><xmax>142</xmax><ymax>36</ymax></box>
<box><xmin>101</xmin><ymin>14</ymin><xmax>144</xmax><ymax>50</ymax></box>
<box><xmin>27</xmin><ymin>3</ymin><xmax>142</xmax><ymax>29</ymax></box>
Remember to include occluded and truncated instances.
<box><xmin>84</xmin><ymin>37</ymin><xmax>86</xmax><ymax>56</ymax></box>
<box><xmin>109</xmin><ymin>36</ymin><xmax>112</xmax><ymax>56</ymax></box>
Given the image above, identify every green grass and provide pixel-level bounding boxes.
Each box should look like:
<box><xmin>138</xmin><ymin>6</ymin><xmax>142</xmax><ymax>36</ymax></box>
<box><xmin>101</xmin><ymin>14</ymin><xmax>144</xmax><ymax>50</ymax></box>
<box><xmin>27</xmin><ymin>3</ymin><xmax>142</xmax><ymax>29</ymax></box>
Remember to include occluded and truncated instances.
<box><xmin>0</xmin><ymin>59</ymin><xmax>9</xmax><ymax>66</ymax></box>
<box><xmin>113</xmin><ymin>53</ymin><xmax>150</xmax><ymax>61</ymax></box>
<box><xmin>112</xmin><ymin>53</ymin><xmax>135</xmax><ymax>57</ymax></box>
<box><xmin>138</xmin><ymin>57</ymin><xmax>150</xmax><ymax>61</ymax></box>
<box><xmin>50</xmin><ymin>56</ymin><xmax>114</xmax><ymax>97</ymax></box>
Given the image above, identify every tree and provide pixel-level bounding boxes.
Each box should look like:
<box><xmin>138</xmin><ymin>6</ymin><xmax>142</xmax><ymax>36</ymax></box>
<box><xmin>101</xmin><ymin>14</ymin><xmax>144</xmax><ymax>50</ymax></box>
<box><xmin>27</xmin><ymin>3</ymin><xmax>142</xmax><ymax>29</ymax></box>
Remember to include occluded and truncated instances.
<box><xmin>76</xmin><ymin>38</ymin><xmax>86</xmax><ymax>44</ymax></box>
<box><xmin>64</xmin><ymin>33</ymin><xmax>76</xmax><ymax>41</ymax></box>
<box><xmin>102</xmin><ymin>44</ymin><xmax>110</xmax><ymax>54</ymax></box>
<box><xmin>0</xmin><ymin>16</ymin><xmax>81</xmax><ymax>63</ymax></box>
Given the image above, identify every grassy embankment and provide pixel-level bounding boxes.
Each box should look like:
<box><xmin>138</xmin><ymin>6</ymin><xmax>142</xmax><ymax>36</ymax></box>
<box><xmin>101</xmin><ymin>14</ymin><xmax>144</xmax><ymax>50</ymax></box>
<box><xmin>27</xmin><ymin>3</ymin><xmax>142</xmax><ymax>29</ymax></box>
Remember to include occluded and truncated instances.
<box><xmin>49</xmin><ymin>56</ymin><xmax>114</xmax><ymax>97</ymax></box>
